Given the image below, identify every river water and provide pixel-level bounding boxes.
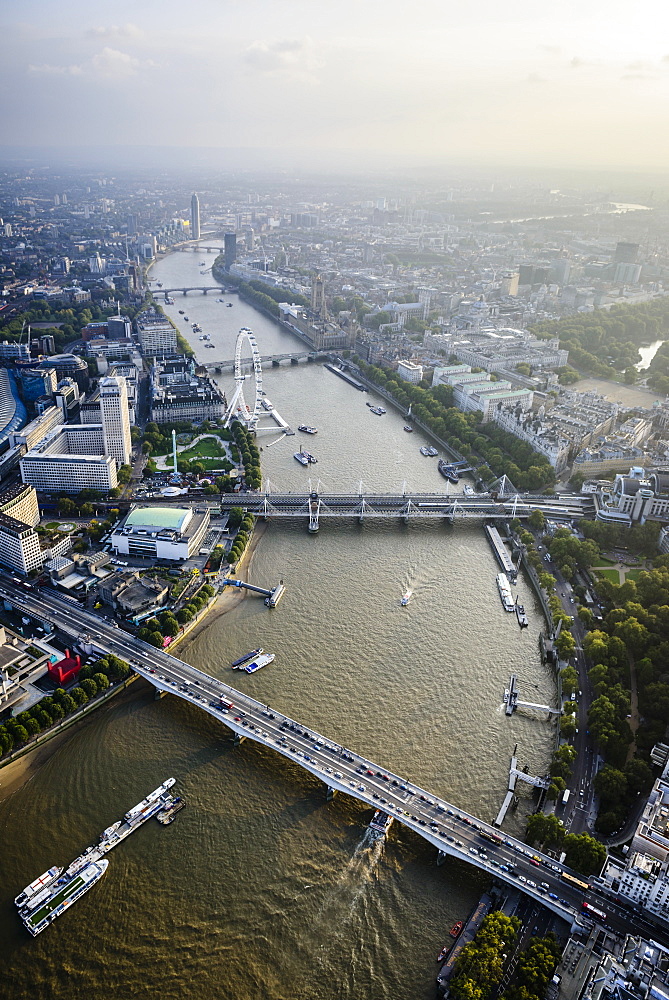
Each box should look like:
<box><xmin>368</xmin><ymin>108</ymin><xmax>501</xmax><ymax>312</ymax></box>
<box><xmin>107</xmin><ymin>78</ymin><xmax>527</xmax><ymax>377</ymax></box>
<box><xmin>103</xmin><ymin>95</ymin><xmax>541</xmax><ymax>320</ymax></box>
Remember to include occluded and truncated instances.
<box><xmin>0</xmin><ymin>245</ymin><xmax>556</xmax><ymax>1000</ymax></box>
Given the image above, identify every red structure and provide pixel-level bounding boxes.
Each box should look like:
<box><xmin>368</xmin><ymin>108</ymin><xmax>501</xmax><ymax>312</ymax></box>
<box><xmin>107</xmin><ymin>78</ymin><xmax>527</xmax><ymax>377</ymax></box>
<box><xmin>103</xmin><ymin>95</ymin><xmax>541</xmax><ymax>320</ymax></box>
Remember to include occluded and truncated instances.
<box><xmin>48</xmin><ymin>650</ymin><xmax>82</xmax><ymax>686</ymax></box>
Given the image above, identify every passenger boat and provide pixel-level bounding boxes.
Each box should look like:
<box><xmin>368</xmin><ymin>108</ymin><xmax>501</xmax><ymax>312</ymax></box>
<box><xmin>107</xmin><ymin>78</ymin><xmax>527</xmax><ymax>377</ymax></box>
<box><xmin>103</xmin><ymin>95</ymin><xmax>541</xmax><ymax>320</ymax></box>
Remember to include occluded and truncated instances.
<box><xmin>14</xmin><ymin>867</ymin><xmax>63</xmax><ymax>908</ymax></box>
<box><xmin>403</xmin><ymin>425</ymin><xmax>413</xmax><ymax>432</ymax></box>
<box><xmin>231</xmin><ymin>647</ymin><xmax>263</xmax><ymax>669</ymax></box>
<box><xmin>244</xmin><ymin>652</ymin><xmax>275</xmax><ymax>674</ymax></box>
<box><xmin>450</xmin><ymin>920</ymin><xmax>464</xmax><ymax>938</ymax></box>
<box><xmin>369</xmin><ymin>405</ymin><xmax>386</xmax><ymax>415</ymax></box>
<box><xmin>369</xmin><ymin>809</ymin><xmax>393</xmax><ymax>836</ymax></box>
<box><xmin>496</xmin><ymin>573</ymin><xmax>515</xmax><ymax>612</ymax></box>
<box><xmin>294</xmin><ymin>451</ymin><xmax>310</xmax><ymax>466</ymax></box>
<box><xmin>297</xmin><ymin>425</ymin><xmax>318</xmax><ymax>434</ymax></box>
<box><xmin>438</xmin><ymin>460</ymin><xmax>459</xmax><ymax>484</ymax></box>
<box><xmin>401</xmin><ymin>590</ymin><xmax>412</xmax><ymax>606</ymax></box>
<box><xmin>21</xmin><ymin>860</ymin><xmax>109</xmax><ymax>936</ymax></box>
<box><xmin>515</xmin><ymin>600</ymin><xmax>529</xmax><ymax>628</ymax></box>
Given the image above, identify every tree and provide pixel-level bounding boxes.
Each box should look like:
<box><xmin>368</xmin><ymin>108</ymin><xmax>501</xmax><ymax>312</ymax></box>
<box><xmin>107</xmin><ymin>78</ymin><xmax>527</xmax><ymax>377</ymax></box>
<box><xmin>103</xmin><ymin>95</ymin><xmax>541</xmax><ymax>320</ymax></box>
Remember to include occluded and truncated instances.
<box><xmin>80</xmin><ymin>677</ymin><xmax>99</xmax><ymax>698</ymax></box>
<box><xmin>526</xmin><ymin>813</ymin><xmax>564</xmax><ymax>849</ymax></box>
<box><xmin>528</xmin><ymin>510</ymin><xmax>545</xmax><ymax>530</ymax></box>
<box><xmin>622</xmin><ymin>758</ymin><xmax>653</xmax><ymax>796</ymax></box>
<box><xmin>148</xmin><ymin>631</ymin><xmax>164</xmax><ymax>648</ymax></box>
<box><xmin>594</xmin><ymin>765</ymin><xmax>628</xmax><ymax>806</ymax></box>
<box><xmin>58</xmin><ymin>497</ymin><xmax>77</xmax><ymax>516</ymax></box>
<box><xmin>562</xmin><ymin>833</ymin><xmax>607</xmax><ymax>875</ymax></box>
<box><xmin>555</xmin><ymin>631</ymin><xmax>576</xmax><ymax>659</ymax></box>
<box><xmin>71</xmin><ymin>686</ymin><xmax>89</xmax><ymax>707</ymax></box>
<box><xmin>176</xmin><ymin>608</ymin><xmax>193</xmax><ymax>624</ymax></box>
<box><xmin>92</xmin><ymin>672</ymin><xmax>110</xmax><ymax>691</ymax></box>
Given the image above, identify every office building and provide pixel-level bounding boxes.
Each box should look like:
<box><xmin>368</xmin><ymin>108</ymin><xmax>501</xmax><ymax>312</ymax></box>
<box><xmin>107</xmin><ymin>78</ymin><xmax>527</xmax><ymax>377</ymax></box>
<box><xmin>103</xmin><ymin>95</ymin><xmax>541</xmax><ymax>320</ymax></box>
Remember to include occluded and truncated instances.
<box><xmin>99</xmin><ymin>376</ymin><xmax>132</xmax><ymax>466</ymax></box>
<box><xmin>20</xmin><ymin>426</ymin><xmax>117</xmax><ymax>493</ymax></box>
<box><xmin>397</xmin><ymin>360</ymin><xmax>424</xmax><ymax>383</ymax></box>
<box><xmin>9</xmin><ymin>404</ymin><xmax>64</xmax><ymax>451</ymax></box>
<box><xmin>0</xmin><ymin>484</ymin><xmax>40</xmax><ymax>528</ymax></box>
<box><xmin>0</xmin><ymin>369</ymin><xmax>27</xmax><ymax>449</ymax></box>
<box><xmin>37</xmin><ymin>354</ymin><xmax>89</xmax><ymax>393</ymax></box>
<box><xmin>0</xmin><ymin>342</ymin><xmax>30</xmax><ymax>362</ymax></box>
<box><xmin>191</xmin><ymin>193</ymin><xmax>201</xmax><ymax>241</ymax></box>
<box><xmin>111</xmin><ymin>505</ymin><xmax>210</xmax><ymax>562</ymax></box>
<box><xmin>0</xmin><ymin>514</ymin><xmax>42</xmax><ymax>575</ymax></box>
<box><xmin>224</xmin><ymin>232</ymin><xmax>236</xmax><ymax>271</ymax></box>
<box><xmin>136</xmin><ymin>308</ymin><xmax>177</xmax><ymax>357</ymax></box>
<box><xmin>15</xmin><ymin>367</ymin><xmax>57</xmax><ymax>412</ymax></box>
<box><xmin>615</xmin><ymin>242</ymin><xmax>639</xmax><ymax>264</ymax></box>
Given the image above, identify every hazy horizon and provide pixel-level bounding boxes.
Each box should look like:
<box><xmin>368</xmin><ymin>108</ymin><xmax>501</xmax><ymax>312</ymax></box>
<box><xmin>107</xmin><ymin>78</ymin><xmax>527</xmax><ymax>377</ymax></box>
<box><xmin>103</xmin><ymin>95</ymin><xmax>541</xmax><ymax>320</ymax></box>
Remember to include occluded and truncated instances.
<box><xmin>2</xmin><ymin>0</ymin><xmax>669</xmax><ymax>172</ymax></box>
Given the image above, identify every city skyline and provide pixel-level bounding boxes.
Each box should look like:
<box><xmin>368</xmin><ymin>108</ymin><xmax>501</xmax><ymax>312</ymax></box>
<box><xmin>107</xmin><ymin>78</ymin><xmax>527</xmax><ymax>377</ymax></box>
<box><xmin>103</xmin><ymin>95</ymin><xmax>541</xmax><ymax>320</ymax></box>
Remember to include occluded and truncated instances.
<box><xmin>1</xmin><ymin>0</ymin><xmax>669</xmax><ymax>171</ymax></box>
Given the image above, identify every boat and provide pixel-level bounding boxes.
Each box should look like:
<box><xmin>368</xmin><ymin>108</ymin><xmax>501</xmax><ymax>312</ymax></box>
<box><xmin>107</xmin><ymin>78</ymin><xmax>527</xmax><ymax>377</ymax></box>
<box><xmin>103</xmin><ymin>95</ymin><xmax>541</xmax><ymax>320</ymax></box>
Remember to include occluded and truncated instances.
<box><xmin>294</xmin><ymin>450</ymin><xmax>317</xmax><ymax>465</ymax></box>
<box><xmin>124</xmin><ymin>777</ymin><xmax>176</xmax><ymax>824</ymax></box>
<box><xmin>20</xmin><ymin>860</ymin><xmax>109</xmax><ymax>937</ymax></box>
<box><xmin>369</xmin><ymin>406</ymin><xmax>386</xmax><ymax>415</ymax></box>
<box><xmin>450</xmin><ymin>921</ymin><xmax>464</xmax><ymax>938</ymax></box>
<box><xmin>184</xmin><ymin>316</ymin><xmax>189</xmax><ymax>321</ymax></box>
<box><xmin>463</xmin><ymin>485</ymin><xmax>474</xmax><ymax>497</ymax></box>
<box><xmin>227</xmin><ymin>302</ymin><xmax>233</xmax><ymax>307</ymax></box>
<box><xmin>403</xmin><ymin>425</ymin><xmax>413</xmax><ymax>432</ymax></box>
<box><xmin>515</xmin><ymin>600</ymin><xmax>529</xmax><ymax>628</ymax></box>
<box><xmin>297</xmin><ymin>425</ymin><xmax>318</xmax><ymax>434</ymax></box>
<box><xmin>244</xmin><ymin>652</ymin><xmax>276</xmax><ymax>674</ymax></box>
<box><xmin>437</xmin><ymin>944</ymin><xmax>450</xmax><ymax>963</ymax></box>
<box><xmin>496</xmin><ymin>573</ymin><xmax>515</xmax><ymax>612</ymax></box>
<box><xmin>261</xmin><ymin>399</ymin><xmax>274</xmax><ymax>411</ymax></box>
<box><xmin>14</xmin><ymin>867</ymin><xmax>63</xmax><ymax>908</ymax></box>
<box><xmin>156</xmin><ymin>796</ymin><xmax>186</xmax><ymax>825</ymax></box>
<box><xmin>203</xmin><ymin>334</ymin><xmax>210</xmax><ymax>341</ymax></box>
<box><xmin>419</xmin><ymin>446</ymin><xmax>432</xmax><ymax>456</ymax></box>
<box><xmin>438</xmin><ymin>460</ymin><xmax>459</xmax><ymax>484</ymax></box>
<box><xmin>99</xmin><ymin>821</ymin><xmax>122</xmax><ymax>844</ymax></box>
<box><xmin>199</xmin><ymin>261</ymin><xmax>205</xmax><ymax>265</ymax></box>
<box><xmin>156</xmin><ymin>282</ymin><xmax>163</xmax><ymax>287</ymax></box>
<box><xmin>205</xmin><ymin>343</ymin><xmax>215</xmax><ymax>348</ymax></box>
<box><xmin>231</xmin><ymin>647</ymin><xmax>263</xmax><ymax>668</ymax></box>
<box><xmin>369</xmin><ymin>809</ymin><xmax>393</xmax><ymax>836</ymax></box>
<box><xmin>178</xmin><ymin>310</ymin><xmax>184</xmax><ymax>314</ymax></box>
<box><xmin>401</xmin><ymin>590</ymin><xmax>412</xmax><ymax>606</ymax></box>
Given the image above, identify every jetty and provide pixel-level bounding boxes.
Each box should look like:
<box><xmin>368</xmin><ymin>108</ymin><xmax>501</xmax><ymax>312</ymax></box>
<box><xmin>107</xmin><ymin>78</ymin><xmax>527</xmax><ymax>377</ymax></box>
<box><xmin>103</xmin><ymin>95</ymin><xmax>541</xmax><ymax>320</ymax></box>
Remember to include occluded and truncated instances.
<box><xmin>485</xmin><ymin>524</ymin><xmax>516</xmax><ymax>580</ymax></box>
<box><xmin>323</xmin><ymin>362</ymin><xmax>366</xmax><ymax>391</ymax></box>
<box><xmin>222</xmin><ymin>579</ymin><xmax>286</xmax><ymax>607</ymax></box>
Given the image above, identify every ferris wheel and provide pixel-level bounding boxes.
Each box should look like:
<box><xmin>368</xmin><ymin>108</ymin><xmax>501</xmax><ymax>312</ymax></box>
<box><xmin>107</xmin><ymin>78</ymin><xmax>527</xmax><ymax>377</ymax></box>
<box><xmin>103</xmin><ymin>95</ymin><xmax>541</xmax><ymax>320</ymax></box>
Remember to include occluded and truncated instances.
<box><xmin>224</xmin><ymin>327</ymin><xmax>263</xmax><ymax>429</ymax></box>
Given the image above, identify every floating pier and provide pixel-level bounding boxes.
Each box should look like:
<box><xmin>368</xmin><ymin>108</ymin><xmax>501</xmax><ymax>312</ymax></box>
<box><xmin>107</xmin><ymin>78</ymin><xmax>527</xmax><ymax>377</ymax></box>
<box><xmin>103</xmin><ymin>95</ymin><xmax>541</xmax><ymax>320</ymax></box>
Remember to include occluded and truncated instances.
<box><xmin>485</xmin><ymin>524</ymin><xmax>516</xmax><ymax>580</ymax></box>
<box><xmin>323</xmin><ymin>362</ymin><xmax>366</xmax><ymax>391</ymax></box>
<box><xmin>503</xmin><ymin>673</ymin><xmax>560</xmax><ymax>717</ymax></box>
<box><xmin>222</xmin><ymin>579</ymin><xmax>286</xmax><ymax>607</ymax></box>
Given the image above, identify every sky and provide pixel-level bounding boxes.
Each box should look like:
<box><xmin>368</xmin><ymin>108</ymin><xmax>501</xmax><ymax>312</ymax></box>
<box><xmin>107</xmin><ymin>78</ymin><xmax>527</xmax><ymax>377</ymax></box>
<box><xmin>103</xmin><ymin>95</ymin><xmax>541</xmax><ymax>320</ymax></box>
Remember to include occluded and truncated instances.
<box><xmin>2</xmin><ymin>0</ymin><xmax>669</xmax><ymax>171</ymax></box>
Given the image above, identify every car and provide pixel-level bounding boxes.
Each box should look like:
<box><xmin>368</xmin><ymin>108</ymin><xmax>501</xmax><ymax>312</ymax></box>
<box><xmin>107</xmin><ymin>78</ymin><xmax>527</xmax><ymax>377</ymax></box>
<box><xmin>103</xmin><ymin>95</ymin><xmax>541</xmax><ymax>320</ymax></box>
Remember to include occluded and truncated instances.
<box><xmin>527</xmin><ymin>880</ymin><xmax>537</xmax><ymax>888</ymax></box>
<box><xmin>149</xmin><ymin>668</ymin><xmax>155</xmax><ymax>674</ymax></box>
<box><xmin>469</xmin><ymin>847</ymin><xmax>479</xmax><ymax>855</ymax></box>
<box><xmin>447</xmin><ymin>809</ymin><xmax>455</xmax><ymax>816</ymax></box>
<box><xmin>373</xmin><ymin>792</ymin><xmax>379</xmax><ymax>799</ymax></box>
<box><xmin>358</xmin><ymin>784</ymin><xmax>365</xmax><ymax>792</ymax></box>
<box><xmin>325</xmin><ymin>767</ymin><xmax>333</xmax><ymax>774</ymax></box>
<box><xmin>518</xmin><ymin>875</ymin><xmax>527</xmax><ymax>883</ymax></box>
<box><xmin>455</xmin><ymin>840</ymin><xmax>463</xmax><ymax>848</ymax></box>
<box><xmin>419</xmin><ymin>819</ymin><xmax>426</xmax><ymax>826</ymax></box>
<box><xmin>447</xmin><ymin>835</ymin><xmax>455</xmax><ymax>842</ymax></box>
<box><xmin>334</xmin><ymin>772</ymin><xmax>343</xmax><ymax>779</ymax></box>
<box><xmin>234</xmin><ymin>716</ymin><xmax>241</xmax><ymax>722</ymax></box>
<box><xmin>349</xmin><ymin>780</ymin><xmax>356</xmax><ymax>787</ymax></box>
<box><xmin>549</xmin><ymin>893</ymin><xmax>559</xmax><ymax>900</ymax></box>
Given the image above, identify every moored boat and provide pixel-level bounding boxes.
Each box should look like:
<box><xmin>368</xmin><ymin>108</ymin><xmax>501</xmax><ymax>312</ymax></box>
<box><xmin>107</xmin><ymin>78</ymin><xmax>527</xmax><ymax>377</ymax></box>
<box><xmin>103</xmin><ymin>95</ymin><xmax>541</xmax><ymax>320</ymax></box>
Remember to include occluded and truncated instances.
<box><xmin>244</xmin><ymin>652</ymin><xmax>275</xmax><ymax>674</ymax></box>
<box><xmin>21</xmin><ymin>860</ymin><xmax>109</xmax><ymax>936</ymax></box>
<box><xmin>403</xmin><ymin>425</ymin><xmax>413</xmax><ymax>432</ymax></box>
<box><xmin>515</xmin><ymin>600</ymin><xmax>529</xmax><ymax>628</ymax></box>
<box><xmin>231</xmin><ymin>647</ymin><xmax>263</xmax><ymax>668</ymax></box>
<box><xmin>496</xmin><ymin>573</ymin><xmax>515</xmax><ymax>612</ymax></box>
<box><xmin>297</xmin><ymin>425</ymin><xmax>318</xmax><ymax>434</ymax></box>
<box><xmin>14</xmin><ymin>867</ymin><xmax>63</xmax><ymax>908</ymax></box>
<box><xmin>450</xmin><ymin>920</ymin><xmax>464</xmax><ymax>938</ymax></box>
<box><xmin>438</xmin><ymin>460</ymin><xmax>459</xmax><ymax>484</ymax></box>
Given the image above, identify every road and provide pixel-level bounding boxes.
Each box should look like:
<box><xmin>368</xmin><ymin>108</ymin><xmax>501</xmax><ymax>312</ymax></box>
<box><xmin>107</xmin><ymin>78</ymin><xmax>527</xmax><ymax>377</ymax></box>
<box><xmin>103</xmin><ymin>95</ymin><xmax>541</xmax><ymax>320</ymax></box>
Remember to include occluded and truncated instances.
<box><xmin>3</xmin><ymin>578</ymin><xmax>668</xmax><ymax>947</ymax></box>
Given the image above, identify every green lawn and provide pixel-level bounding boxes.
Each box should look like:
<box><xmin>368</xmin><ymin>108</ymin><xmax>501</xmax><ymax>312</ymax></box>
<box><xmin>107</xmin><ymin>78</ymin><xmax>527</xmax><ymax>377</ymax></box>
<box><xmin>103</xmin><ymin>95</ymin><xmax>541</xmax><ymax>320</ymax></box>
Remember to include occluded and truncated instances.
<box><xmin>626</xmin><ymin>569</ymin><xmax>644</xmax><ymax>581</ymax></box>
<box><xmin>595</xmin><ymin>568</ymin><xmax>621</xmax><ymax>583</ymax></box>
<box><xmin>595</xmin><ymin>556</ymin><xmax>617</xmax><ymax>566</ymax></box>
<box><xmin>179</xmin><ymin>438</ymin><xmax>227</xmax><ymax>461</ymax></box>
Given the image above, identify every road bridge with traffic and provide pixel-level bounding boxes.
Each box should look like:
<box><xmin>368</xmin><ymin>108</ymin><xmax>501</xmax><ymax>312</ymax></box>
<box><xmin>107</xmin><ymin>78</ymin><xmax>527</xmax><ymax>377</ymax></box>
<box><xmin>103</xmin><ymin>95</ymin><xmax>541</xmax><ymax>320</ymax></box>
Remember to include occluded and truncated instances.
<box><xmin>2</xmin><ymin>578</ymin><xmax>662</xmax><ymax>947</ymax></box>
<box><xmin>204</xmin><ymin>351</ymin><xmax>328</xmax><ymax>371</ymax></box>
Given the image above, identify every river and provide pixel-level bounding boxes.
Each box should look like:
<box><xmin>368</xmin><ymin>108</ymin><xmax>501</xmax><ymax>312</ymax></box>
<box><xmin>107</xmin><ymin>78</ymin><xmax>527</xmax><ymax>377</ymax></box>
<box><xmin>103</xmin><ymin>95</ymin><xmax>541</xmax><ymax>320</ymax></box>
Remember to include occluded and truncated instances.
<box><xmin>0</xmin><ymin>244</ymin><xmax>556</xmax><ymax>1000</ymax></box>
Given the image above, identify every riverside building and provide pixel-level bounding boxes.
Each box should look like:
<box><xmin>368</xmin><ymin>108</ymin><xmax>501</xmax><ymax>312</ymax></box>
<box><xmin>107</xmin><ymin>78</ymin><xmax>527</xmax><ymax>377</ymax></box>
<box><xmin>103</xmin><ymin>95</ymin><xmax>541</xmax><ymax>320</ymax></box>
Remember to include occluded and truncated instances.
<box><xmin>136</xmin><ymin>308</ymin><xmax>177</xmax><ymax>357</ymax></box>
<box><xmin>110</xmin><ymin>505</ymin><xmax>210</xmax><ymax>562</ymax></box>
<box><xmin>20</xmin><ymin>426</ymin><xmax>117</xmax><ymax>493</ymax></box>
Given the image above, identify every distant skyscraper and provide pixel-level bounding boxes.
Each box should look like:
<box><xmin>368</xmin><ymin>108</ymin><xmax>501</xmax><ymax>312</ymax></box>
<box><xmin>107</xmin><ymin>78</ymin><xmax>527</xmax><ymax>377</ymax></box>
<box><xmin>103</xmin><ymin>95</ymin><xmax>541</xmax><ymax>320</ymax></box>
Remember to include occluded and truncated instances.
<box><xmin>224</xmin><ymin>232</ymin><xmax>237</xmax><ymax>271</ymax></box>
<box><xmin>191</xmin><ymin>193</ymin><xmax>201</xmax><ymax>241</ymax></box>
<box><xmin>100</xmin><ymin>376</ymin><xmax>132</xmax><ymax>467</ymax></box>
<box><xmin>615</xmin><ymin>242</ymin><xmax>639</xmax><ymax>264</ymax></box>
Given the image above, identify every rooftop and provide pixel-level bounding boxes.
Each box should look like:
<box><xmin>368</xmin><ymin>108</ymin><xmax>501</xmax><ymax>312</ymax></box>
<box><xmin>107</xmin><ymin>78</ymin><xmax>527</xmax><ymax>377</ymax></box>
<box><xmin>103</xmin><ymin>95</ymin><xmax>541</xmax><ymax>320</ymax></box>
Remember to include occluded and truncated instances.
<box><xmin>125</xmin><ymin>506</ymin><xmax>191</xmax><ymax>532</ymax></box>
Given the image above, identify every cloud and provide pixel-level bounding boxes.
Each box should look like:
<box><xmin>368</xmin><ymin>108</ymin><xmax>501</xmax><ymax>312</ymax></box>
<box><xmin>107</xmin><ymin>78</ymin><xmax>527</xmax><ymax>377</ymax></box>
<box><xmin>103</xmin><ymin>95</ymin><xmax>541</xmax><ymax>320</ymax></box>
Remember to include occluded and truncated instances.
<box><xmin>29</xmin><ymin>48</ymin><xmax>156</xmax><ymax>80</ymax></box>
<box><xmin>526</xmin><ymin>72</ymin><xmax>547</xmax><ymax>85</ymax></box>
<box><xmin>86</xmin><ymin>23</ymin><xmax>143</xmax><ymax>40</ymax></box>
<box><xmin>621</xmin><ymin>72</ymin><xmax>655</xmax><ymax>81</ymax></box>
<box><xmin>243</xmin><ymin>37</ymin><xmax>323</xmax><ymax>79</ymax></box>
<box><xmin>29</xmin><ymin>62</ymin><xmax>84</xmax><ymax>75</ymax></box>
<box><xmin>570</xmin><ymin>57</ymin><xmax>588</xmax><ymax>69</ymax></box>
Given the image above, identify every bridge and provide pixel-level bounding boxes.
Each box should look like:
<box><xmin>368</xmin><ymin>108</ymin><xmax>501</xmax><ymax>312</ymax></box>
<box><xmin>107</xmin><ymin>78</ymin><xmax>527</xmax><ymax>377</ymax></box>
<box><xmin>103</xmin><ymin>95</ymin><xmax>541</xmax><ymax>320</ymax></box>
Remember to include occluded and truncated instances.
<box><xmin>1</xmin><ymin>578</ymin><xmax>664</xmax><ymax>946</ymax></box>
<box><xmin>152</xmin><ymin>286</ymin><xmax>222</xmax><ymax>296</ymax></box>
<box><xmin>217</xmin><ymin>489</ymin><xmax>595</xmax><ymax>530</ymax></box>
<box><xmin>204</xmin><ymin>351</ymin><xmax>328</xmax><ymax>372</ymax></box>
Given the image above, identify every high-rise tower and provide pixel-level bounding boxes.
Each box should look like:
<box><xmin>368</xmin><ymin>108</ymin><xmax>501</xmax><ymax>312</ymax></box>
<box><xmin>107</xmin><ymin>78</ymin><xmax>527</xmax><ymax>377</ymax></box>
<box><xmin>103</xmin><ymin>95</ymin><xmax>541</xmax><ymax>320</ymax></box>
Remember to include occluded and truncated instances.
<box><xmin>311</xmin><ymin>274</ymin><xmax>327</xmax><ymax>320</ymax></box>
<box><xmin>100</xmin><ymin>376</ymin><xmax>132</xmax><ymax>467</ymax></box>
<box><xmin>191</xmin><ymin>193</ymin><xmax>201</xmax><ymax>241</ymax></box>
<box><xmin>224</xmin><ymin>232</ymin><xmax>237</xmax><ymax>270</ymax></box>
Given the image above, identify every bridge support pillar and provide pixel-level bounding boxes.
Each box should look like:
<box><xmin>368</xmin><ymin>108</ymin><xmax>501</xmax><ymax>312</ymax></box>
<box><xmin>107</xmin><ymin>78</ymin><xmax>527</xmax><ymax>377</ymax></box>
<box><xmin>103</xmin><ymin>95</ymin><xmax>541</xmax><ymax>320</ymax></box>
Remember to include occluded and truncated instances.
<box><xmin>402</xmin><ymin>515</ymin><xmax>410</xmax><ymax>525</ymax></box>
<box><xmin>326</xmin><ymin>785</ymin><xmax>337</xmax><ymax>801</ymax></box>
<box><xmin>233</xmin><ymin>734</ymin><xmax>246</xmax><ymax>746</ymax></box>
<box><xmin>154</xmin><ymin>686</ymin><xmax>167</xmax><ymax>700</ymax></box>
<box><xmin>436</xmin><ymin>850</ymin><xmax>447</xmax><ymax>866</ymax></box>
